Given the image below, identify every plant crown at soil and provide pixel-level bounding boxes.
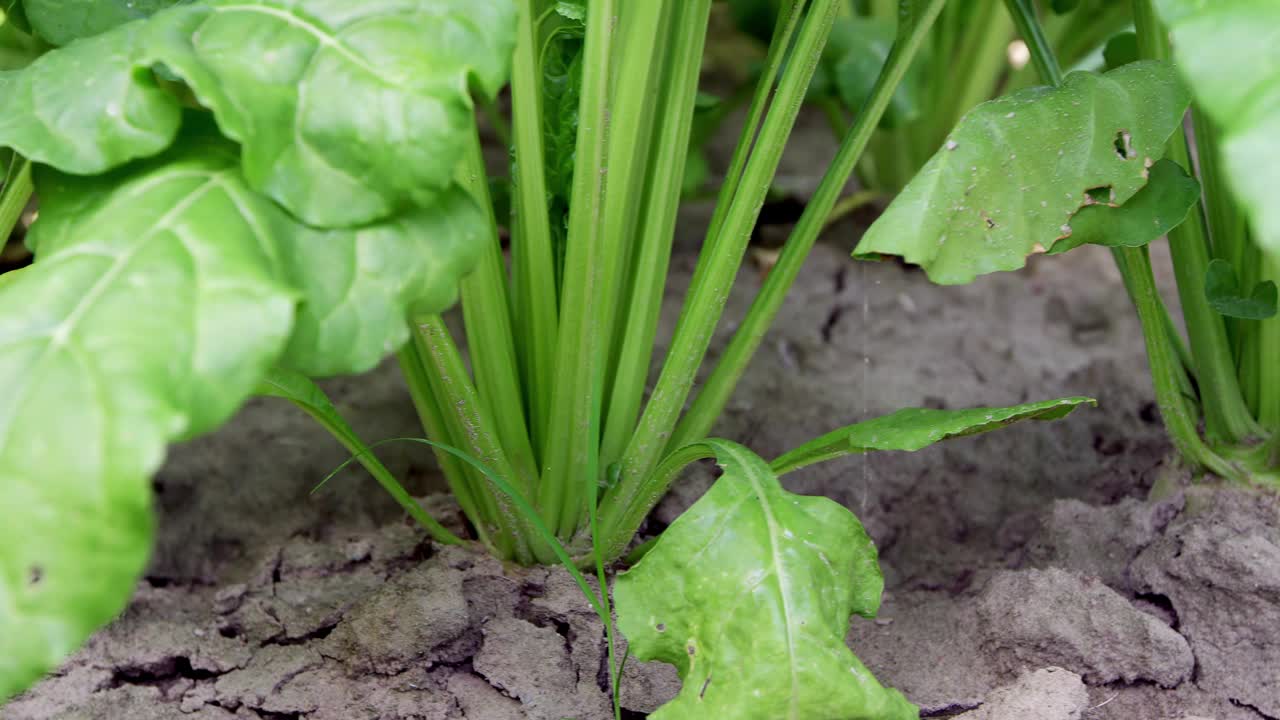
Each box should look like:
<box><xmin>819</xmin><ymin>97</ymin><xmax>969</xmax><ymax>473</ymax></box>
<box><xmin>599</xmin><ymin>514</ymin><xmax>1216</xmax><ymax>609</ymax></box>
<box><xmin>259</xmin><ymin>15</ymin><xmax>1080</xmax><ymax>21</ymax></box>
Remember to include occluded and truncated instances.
<box><xmin>0</xmin><ymin>0</ymin><xmax>1152</xmax><ymax>715</ymax></box>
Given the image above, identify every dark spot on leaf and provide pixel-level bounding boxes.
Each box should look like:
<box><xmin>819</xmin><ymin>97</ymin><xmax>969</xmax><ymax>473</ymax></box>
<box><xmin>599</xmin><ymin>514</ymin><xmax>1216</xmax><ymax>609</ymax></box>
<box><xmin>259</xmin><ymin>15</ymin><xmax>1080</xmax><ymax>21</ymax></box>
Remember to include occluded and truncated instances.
<box><xmin>655</xmin><ymin>623</ymin><xmax>666</xmax><ymax>633</ymax></box>
<box><xmin>28</xmin><ymin>565</ymin><xmax>43</xmax><ymax>586</ymax></box>
<box><xmin>1114</xmin><ymin>130</ymin><xmax>1134</xmax><ymax>160</ymax></box>
<box><xmin>983</xmin><ymin>213</ymin><xmax>997</xmax><ymax>230</ymax></box>
<box><xmin>700</xmin><ymin>675</ymin><xmax>712</xmax><ymax>699</ymax></box>
<box><xmin>687</xmin><ymin>644</ymin><xmax>696</xmax><ymax>656</ymax></box>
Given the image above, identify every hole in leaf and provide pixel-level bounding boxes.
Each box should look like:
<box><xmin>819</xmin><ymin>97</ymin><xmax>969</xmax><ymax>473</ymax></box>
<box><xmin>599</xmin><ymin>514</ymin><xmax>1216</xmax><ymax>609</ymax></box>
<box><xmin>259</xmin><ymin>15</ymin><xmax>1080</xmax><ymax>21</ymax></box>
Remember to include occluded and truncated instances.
<box><xmin>1086</xmin><ymin>186</ymin><xmax>1111</xmax><ymax>205</ymax></box>
<box><xmin>1113</xmin><ymin>130</ymin><xmax>1134</xmax><ymax>160</ymax></box>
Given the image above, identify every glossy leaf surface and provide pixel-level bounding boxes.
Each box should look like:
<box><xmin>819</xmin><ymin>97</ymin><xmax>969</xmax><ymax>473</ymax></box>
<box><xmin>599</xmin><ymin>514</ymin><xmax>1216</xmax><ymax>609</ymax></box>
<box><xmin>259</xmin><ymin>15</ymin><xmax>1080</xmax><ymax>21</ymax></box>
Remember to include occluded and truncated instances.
<box><xmin>614</xmin><ymin>440</ymin><xmax>917</xmax><ymax>720</ymax></box>
<box><xmin>146</xmin><ymin>0</ymin><xmax>516</xmax><ymax>226</ymax></box>
<box><xmin>24</xmin><ymin>0</ymin><xmax>180</xmax><ymax>45</ymax></box>
<box><xmin>1049</xmin><ymin>158</ymin><xmax>1200</xmax><ymax>254</ymax></box>
<box><xmin>854</xmin><ymin>62</ymin><xmax>1190</xmax><ymax>283</ymax></box>
<box><xmin>275</xmin><ymin>186</ymin><xmax>485</xmax><ymax>377</ymax></box>
<box><xmin>0</xmin><ymin>0</ymin><xmax>518</xmax><ymax>227</ymax></box>
<box><xmin>1205</xmin><ymin>258</ymin><xmax>1278</xmax><ymax>320</ymax></box>
<box><xmin>0</xmin><ymin>22</ymin><xmax>181</xmax><ymax>172</ymax></box>
<box><xmin>771</xmin><ymin>397</ymin><xmax>1096</xmax><ymax>475</ymax></box>
<box><xmin>1154</xmin><ymin>0</ymin><xmax>1280</xmax><ymax>256</ymax></box>
<box><xmin>0</xmin><ymin>139</ymin><xmax>296</xmax><ymax>700</ymax></box>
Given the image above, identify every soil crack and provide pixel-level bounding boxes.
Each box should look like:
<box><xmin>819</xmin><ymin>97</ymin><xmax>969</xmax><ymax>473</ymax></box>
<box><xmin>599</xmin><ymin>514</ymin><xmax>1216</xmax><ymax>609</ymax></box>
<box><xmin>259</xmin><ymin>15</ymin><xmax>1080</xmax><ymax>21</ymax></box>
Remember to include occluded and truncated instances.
<box><xmin>1231</xmin><ymin>698</ymin><xmax>1280</xmax><ymax>720</ymax></box>
<box><xmin>921</xmin><ymin>701</ymin><xmax>982</xmax><ymax>717</ymax></box>
<box><xmin>104</xmin><ymin>656</ymin><xmax>225</xmax><ymax>689</ymax></box>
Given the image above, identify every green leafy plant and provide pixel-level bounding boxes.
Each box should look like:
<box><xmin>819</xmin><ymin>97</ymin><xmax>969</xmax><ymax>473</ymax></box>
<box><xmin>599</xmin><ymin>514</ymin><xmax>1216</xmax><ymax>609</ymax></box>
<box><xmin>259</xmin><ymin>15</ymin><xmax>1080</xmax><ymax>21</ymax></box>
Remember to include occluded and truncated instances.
<box><xmin>721</xmin><ymin>0</ymin><xmax>1134</xmax><ymax>200</ymax></box>
<box><xmin>0</xmin><ymin>0</ymin><xmax>1097</xmax><ymax>714</ymax></box>
<box><xmin>857</xmin><ymin>0</ymin><xmax>1279</xmax><ymax>487</ymax></box>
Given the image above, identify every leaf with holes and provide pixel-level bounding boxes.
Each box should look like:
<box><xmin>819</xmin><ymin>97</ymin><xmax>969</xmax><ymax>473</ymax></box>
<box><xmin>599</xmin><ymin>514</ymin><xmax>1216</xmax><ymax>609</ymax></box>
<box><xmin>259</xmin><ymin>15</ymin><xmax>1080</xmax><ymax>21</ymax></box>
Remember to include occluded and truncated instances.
<box><xmin>1154</xmin><ymin>0</ymin><xmax>1280</xmax><ymax>256</ymax></box>
<box><xmin>770</xmin><ymin>397</ymin><xmax>1096</xmax><ymax>475</ymax></box>
<box><xmin>853</xmin><ymin>61</ymin><xmax>1191</xmax><ymax>284</ymax></box>
<box><xmin>614</xmin><ymin>440</ymin><xmax>917</xmax><ymax>720</ymax></box>
<box><xmin>23</xmin><ymin>0</ymin><xmax>183</xmax><ymax>45</ymax></box>
<box><xmin>1205</xmin><ymin>258</ymin><xmax>1277</xmax><ymax>320</ymax></box>
<box><xmin>1049</xmin><ymin>159</ymin><xmax>1200</xmax><ymax>255</ymax></box>
<box><xmin>0</xmin><ymin>135</ymin><xmax>297</xmax><ymax>700</ymax></box>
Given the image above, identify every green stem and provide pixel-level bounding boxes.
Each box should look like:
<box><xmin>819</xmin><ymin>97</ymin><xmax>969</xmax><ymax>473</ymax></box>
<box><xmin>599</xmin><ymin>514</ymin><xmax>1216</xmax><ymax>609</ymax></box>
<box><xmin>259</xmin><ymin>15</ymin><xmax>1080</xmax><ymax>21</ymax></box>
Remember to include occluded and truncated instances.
<box><xmin>600</xmin><ymin>0</ymin><xmax>713</xmax><ymax>470</ymax></box>
<box><xmin>669</xmin><ymin>0</ymin><xmax>947</xmax><ymax>450</ymax></box>
<box><xmin>1131</xmin><ymin>0</ymin><xmax>1259</xmax><ymax>444</ymax></box>
<box><xmin>283</xmin><ymin>388</ymin><xmax>466</xmax><ymax>547</ymax></box>
<box><xmin>597</xmin><ymin>444</ymin><xmax>716</xmax><ymax>563</ymax></box>
<box><xmin>929</xmin><ymin>0</ymin><xmax>1012</xmax><ymax>149</ymax></box>
<box><xmin>704</xmin><ymin>0</ymin><xmax>809</xmax><ymax>246</ymax></box>
<box><xmin>1190</xmin><ymin>107</ymin><xmax>1254</xmax><ymax>374</ymax></box>
<box><xmin>1119</xmin><ymin>247</ymin><xmax>1243</xmax><ymax>480</ymax></box>
<box><xmin>602</xmin><ymin>0</ymin><xmax>841</xmax><ymax>550</ymax></box>
<box><xmin>1002</xmin><ymin>0</ymin><xmax>1062</xmax><ymax>86</ymax></box>
<box><xmin>1009</xmin><ymin>0</ymin><xmax>1249</xmax><ymax>476</ymax></box>
<box><xmin>509</xmin><ymin>0</ymin><xmax>561</xmax><ymax>455</ymax></box>
<box><xmin>601</xmin><ymin>3</ymin><xmax>673</xmax><ymax>395</ymax></box>
<box><xmin>457</xmin><ymin>128</ymin><xmax>540</xmax><ymax>493</ymax></box>
<box><xmin>824</xmin><ymin>189</ymin><xmax>884</xmax><ymax>229</ymax></box>
<box><xmin>566</xmin><ymin>0</ymin><xmax>671</xmax><ymax>515</ymax></box>
<box><xmin>0</xmin><ymin>157</ymin><xmax>32</xmax><ymax>243</ymax></box>
<box><xmin>537</xmin><ymin>0</ymin><xmax>619</xmax><ymax>538</ymax></box>
<box><xmin>414</xmin><ymin>316</ymin><xmax>537</xmax><ymax>563</ymax></box>
<box><xmin>401</xmin><ymin>439</ymin><xmax>609</xmax><ymax>611</ymax></box>
<box><xmin>397</xmin><ymin>343</ymin><xmax>498</xmax><ymax>551</ymax></box>
<box><xmin>1256</xmin><ymin>254</ymin><xmax>1280</xmax><ymax>430</ymax></box>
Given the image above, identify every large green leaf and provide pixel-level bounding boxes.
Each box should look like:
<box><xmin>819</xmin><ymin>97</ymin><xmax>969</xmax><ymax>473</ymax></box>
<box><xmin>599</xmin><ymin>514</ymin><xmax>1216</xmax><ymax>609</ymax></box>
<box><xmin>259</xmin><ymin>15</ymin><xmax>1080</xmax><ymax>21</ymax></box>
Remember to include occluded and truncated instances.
<box><xmin>1154</xmin><ymin>0</ymin><xmax>1280</xmax><ymax>256</ymax></box>
<box><xmin>23</xmin><ymin>0</ymin><xmax>181</xmax><ymax>45</ymax></box>
<box><xmin>614</xmin><ymin>439</ymin><xmax>917</xmax><ymax>720</ymax></box>
<box><xmin>0</xmin><ymin>22</ymin><xmax>181</xmax><ymax>172</ymax></box>
<box><xmin>770</xmin><ymin>397</ymin><xmax>1096</xmax><ymax>475</ymax></box>
<box><xmin>853</xmin><ymin>62</ymin><xmax>1191</xmax><ymax>283</ymax></box>
<box><xmin>1048</xmin><ymin>158</ymin><xmax>1201</xmax><ymax>255</ymax></box>
<box><xmin>275</xmin><ymin>186</ymin><xmax>485</xmax><ymax>377</ymax></box>
<box><xmin>0</xmin><ymin>138</ymin><xmax>297</xmax><ymax>700</ymax></box>
<box><xmin>145</xmin><ymin>0</ymin><xmax>516</xmax><ymax>227</ymax></box>
<box><xmin>0</xmin><ymin>124</ymin><xmax>485</xmax><ymax>698</ymax></box>
<box><xmin>0</xmin><ymin>0</ymin><xmax>518</xmax><ymax>228</ymax></box>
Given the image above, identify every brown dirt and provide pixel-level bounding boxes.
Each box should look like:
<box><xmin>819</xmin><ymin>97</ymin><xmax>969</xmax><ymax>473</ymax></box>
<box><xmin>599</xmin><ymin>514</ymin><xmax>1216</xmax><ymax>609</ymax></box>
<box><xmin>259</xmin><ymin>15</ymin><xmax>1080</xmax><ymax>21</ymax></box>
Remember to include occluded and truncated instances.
<box><xmin>4</xmin><ymin>129</ymin><xmax>1279</xmax><ymax>719</ymax></box>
